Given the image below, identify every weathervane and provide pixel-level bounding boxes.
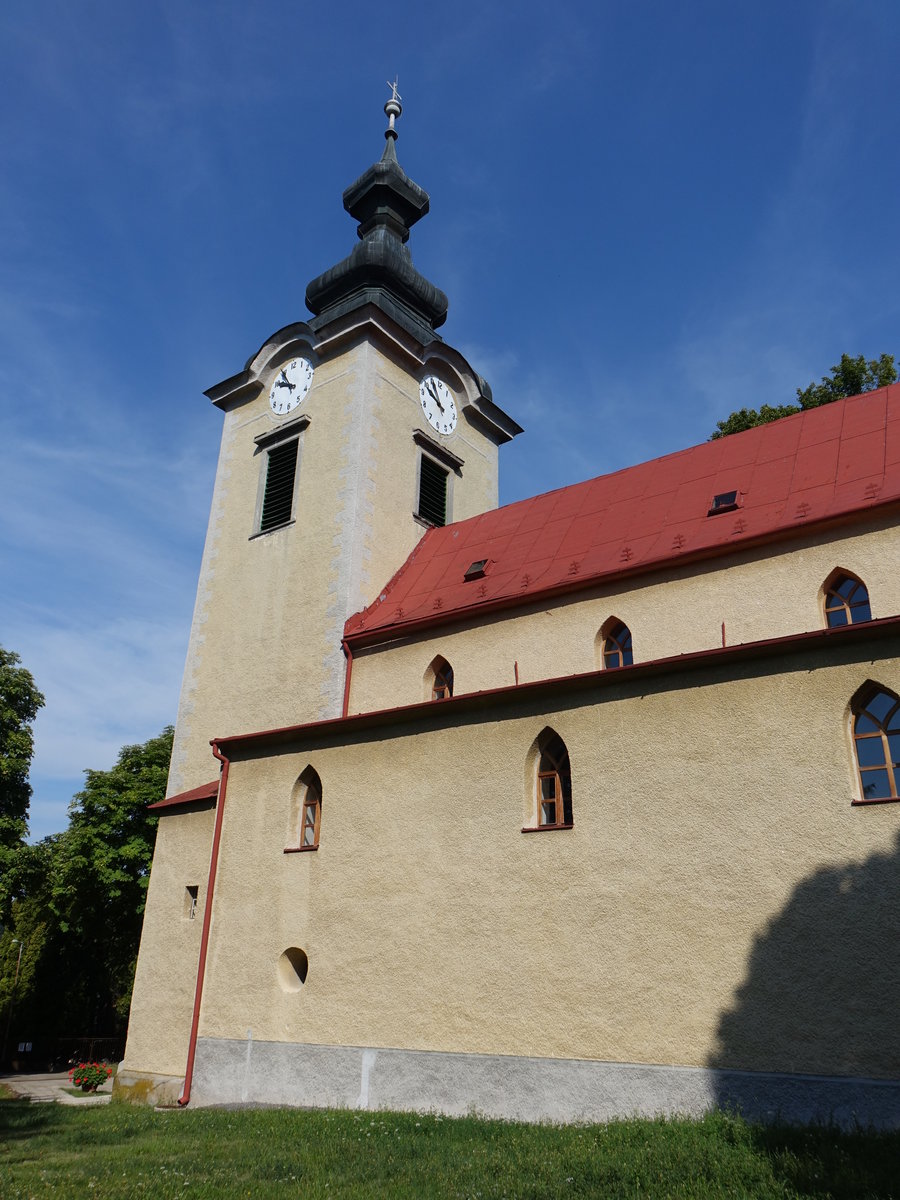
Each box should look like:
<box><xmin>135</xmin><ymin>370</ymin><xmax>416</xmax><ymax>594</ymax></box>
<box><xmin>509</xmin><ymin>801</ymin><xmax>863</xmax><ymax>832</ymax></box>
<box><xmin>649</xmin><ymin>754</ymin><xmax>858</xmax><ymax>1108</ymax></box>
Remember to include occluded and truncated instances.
<box><xmin>385</xmin><ymin>77</ymin><xmax>402</xmax><ymax>139</ymax></box>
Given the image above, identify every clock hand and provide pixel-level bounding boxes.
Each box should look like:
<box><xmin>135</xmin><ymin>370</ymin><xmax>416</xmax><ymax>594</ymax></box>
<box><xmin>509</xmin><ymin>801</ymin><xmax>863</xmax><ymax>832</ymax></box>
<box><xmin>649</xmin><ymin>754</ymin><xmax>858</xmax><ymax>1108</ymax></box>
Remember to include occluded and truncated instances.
<box><xmin>277</xmin><ymin>370</ymin><xmax>296</xmax><ymax>392</ymax></box>
<box><xmin>427</xmin><ymin>380</ymin><xmax>445</xmax><ymax>413</ymax></box>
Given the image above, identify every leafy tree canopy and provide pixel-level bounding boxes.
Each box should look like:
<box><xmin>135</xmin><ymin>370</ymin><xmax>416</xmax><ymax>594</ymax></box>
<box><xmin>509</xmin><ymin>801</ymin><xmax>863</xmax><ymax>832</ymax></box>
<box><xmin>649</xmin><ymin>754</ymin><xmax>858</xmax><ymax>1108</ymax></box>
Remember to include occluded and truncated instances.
<box><xmin>0</xmin><ymin>647</ymin><xmax>45</xmax><ymax>853</ymax></box>
<box><xmin>711</xmin><ymin>353</ymin><xmax>897</xmax><ymax>440</ymax></box>
<box><xmin>2</xmin><ymin>727</ymin><xmax>172</xmax><ymax>1051</ymax></box>
<box><xmin>48</xmin><ymin>727</ymin><xmax>171</xmax><ymax>1023</ymax></box>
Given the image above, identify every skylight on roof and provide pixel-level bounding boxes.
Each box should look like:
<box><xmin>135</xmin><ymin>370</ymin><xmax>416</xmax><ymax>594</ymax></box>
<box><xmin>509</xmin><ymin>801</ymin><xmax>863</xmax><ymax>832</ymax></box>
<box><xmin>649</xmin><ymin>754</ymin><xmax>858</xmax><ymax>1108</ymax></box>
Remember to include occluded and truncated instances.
<box><xmin>707</xmin><ymin>490</ymin><xmax>740</xmax><ymax>516</ymax></box>
<box><xmin>464</xmin><ymin>559</ymin><xmax>489</xmax><ymax>581</ymax></box>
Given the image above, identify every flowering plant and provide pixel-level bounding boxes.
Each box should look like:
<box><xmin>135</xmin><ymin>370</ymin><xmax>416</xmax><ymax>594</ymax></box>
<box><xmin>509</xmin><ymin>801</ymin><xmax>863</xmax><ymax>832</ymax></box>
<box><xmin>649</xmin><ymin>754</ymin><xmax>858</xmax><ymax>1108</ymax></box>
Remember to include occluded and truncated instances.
<box><xmin>69</xmin><ymin>1061</ymin><xmax>113</xmax><ymax>1093</ymax></box>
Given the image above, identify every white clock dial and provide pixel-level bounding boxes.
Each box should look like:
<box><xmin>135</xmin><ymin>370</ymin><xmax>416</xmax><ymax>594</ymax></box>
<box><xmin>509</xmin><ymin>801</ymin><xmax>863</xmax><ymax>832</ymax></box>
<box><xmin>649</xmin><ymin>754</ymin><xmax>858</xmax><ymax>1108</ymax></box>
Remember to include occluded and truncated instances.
<box><xmin>269</xmin><ymin>356</ymin><xmax>314</xmax><ymax>416</ymax></box>
<box><xmin>418</xmin><ymin>375</ymin><xmax>457</xmax><ymax>436</ymax></box>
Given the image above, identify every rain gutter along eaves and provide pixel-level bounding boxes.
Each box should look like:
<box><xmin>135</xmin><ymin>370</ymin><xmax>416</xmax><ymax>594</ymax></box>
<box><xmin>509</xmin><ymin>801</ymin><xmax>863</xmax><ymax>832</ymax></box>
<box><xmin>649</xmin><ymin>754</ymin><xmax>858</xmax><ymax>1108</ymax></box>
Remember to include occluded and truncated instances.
<box><xmin>178</xmin><ymin>742</ymin><xmax>230</xmax><ymax>1107</ymax></box>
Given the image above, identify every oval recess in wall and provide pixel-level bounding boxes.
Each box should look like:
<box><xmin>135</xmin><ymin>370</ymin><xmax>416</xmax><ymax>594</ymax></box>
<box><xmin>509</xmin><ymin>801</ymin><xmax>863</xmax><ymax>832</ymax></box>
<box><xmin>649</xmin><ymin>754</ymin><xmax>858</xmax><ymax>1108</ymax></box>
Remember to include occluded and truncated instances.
<box><xmin>277</xmin><ymin>947</ymin><xmax>309</xmax><ymax>992</ymax></box>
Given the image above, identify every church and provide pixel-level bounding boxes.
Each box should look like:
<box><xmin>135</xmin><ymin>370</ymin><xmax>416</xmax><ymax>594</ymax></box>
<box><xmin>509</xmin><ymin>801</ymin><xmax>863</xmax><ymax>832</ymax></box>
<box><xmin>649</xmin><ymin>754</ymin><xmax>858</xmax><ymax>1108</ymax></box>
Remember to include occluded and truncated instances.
<box><xmin>117</xmin><ymin>92</ymin><xmax>900</xmax><ymax>1127</ymax></box>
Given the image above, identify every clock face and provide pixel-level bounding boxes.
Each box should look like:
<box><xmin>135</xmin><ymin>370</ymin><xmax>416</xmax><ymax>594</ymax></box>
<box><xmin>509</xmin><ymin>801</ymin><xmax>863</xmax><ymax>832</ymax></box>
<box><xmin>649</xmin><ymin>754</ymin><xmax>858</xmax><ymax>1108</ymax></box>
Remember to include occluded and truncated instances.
<box><xmin>269</xmin><ymin>357</ymin><xmax>314</xmax><ymax>416</ymax></box>
<box><xmin>419</xmin><ymin>376</ymin><xmax>457</xmax><ymax>436</ymax></box>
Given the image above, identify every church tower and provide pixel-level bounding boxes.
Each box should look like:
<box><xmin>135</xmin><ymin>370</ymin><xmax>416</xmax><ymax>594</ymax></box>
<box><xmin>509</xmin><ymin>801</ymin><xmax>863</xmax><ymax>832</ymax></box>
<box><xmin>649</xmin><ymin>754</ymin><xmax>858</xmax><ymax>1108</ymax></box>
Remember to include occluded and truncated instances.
<box><xmin>167</xmin><ymin>90</ymin><xmax>521</xmax><ymax>796</ymax></box>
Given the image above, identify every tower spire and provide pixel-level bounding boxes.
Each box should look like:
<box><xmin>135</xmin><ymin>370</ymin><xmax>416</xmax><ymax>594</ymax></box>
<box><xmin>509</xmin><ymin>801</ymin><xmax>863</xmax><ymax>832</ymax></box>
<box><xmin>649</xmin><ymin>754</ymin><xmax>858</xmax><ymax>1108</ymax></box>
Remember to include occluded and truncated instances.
<box><xmin>384</xmin><ymin>77</ymin><xmax>402</xmax><ymax>140</ymax></box>
<box><xmin>304</xmin><ymin>84</ymin><xmax>449</xmax><ymax>343</ymax></box>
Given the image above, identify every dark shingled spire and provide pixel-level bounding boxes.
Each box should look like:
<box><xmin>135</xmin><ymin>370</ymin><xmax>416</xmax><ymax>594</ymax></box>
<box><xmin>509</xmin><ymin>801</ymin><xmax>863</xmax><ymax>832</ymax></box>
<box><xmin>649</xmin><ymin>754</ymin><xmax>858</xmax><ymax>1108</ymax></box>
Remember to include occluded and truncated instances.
<box><xmin>305</xmin><ymin>86</ymin><xmax>448</xmax><ymax>343</ymax></box>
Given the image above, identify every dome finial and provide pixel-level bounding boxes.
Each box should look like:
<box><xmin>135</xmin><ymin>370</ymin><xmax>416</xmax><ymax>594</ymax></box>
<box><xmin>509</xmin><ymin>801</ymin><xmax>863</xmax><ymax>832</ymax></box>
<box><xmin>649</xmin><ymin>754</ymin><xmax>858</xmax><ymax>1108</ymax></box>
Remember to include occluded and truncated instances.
<box><xmin>384</xmin><ymin>77</ymin><xmax>402</xmax><ymax>141</ymax></box>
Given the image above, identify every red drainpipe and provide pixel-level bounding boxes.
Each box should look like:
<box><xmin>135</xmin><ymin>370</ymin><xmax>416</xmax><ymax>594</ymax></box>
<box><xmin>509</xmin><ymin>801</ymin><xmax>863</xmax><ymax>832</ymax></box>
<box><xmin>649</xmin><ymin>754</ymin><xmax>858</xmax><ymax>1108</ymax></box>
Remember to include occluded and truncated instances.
<box><xmin>178</xmin><ymin>741</ymin><xmax>230</xmax><ymax>1107</ymax></box>
<box><xmin>341</xmin><ymin>639</ymin><xmax>353</xmax><ymax>718</ymax></box>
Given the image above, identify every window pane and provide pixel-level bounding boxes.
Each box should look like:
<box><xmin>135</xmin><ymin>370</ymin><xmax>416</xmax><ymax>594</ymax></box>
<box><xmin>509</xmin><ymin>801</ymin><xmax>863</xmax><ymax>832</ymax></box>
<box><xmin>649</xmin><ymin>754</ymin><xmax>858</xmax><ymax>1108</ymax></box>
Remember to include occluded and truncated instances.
<box><xmin>866</xmin><ymin>691</ymin><xmax>895</xmax><ymax>724</ymax></box>
<box><xmin>541</xmin><ymin>800</ymin><xmax>557</xmax><ymax>824</ymax></box>
<box><xmin>826</xmin><ymin>607</ymin><xmax>848</xmax><ymax>628</ymax></box>
<box><xmin>860</xmin><ymin>768</ymin><xmax>891</xmax><ymax>799</ymax></box>
<box><xmin>886</xmin><ymin>705</ymin><xmax>900</xmax><ymax>732</ymax></box>
<box><xmin>850</xmin><ymin>598</ymin><xmax>872</xmax><ymax>622</ymax></box>
<box><xmin>855</xmin><ymin>712</ymin><xmax>879</xmax><ymax>733</ymax></box>
<box><xmin>541</xmin><ymin>775</ymin><xmax>556</xmax><ymax>799</ymax></box>
<box><xmin>835</xmin><ymin>576</ymin><xmax>856</xmax><ymax>599</ymax></box>
<box><xmin>856</xmin><ymin>736</ymin><xmax>886</xmax><ymax>767</ymax></box>
<box><xmin>622</xmin><ymin>647</ymin><xmax>634</xmax><ymax>665</ymax></box>
<box><xmin>889</xmin><ymin>732</ymin><xmax>900</xmax><ymax>767</ymax></box>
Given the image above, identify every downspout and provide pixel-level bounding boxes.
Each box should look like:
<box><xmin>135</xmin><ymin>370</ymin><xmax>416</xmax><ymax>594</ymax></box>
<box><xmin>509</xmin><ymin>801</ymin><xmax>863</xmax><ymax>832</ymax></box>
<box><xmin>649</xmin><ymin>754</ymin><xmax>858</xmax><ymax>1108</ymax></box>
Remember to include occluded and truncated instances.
<box><xmin>178</xmin><ymin>741</ymin><xmax>230</xmax><ymax>1107</ymax></box>
<box><xmin>341</xmin><ymin>639</ymin><xmax>353</xmax><ymax>719</ymax></box>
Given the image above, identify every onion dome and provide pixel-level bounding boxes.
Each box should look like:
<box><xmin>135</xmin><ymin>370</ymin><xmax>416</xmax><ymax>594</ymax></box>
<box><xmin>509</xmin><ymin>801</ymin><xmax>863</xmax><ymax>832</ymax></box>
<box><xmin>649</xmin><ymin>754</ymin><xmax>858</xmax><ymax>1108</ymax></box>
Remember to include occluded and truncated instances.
<box><xmin>306</xmin><ymin>83</ymin><xmax>449</xmax><ymax>343</ymax></box>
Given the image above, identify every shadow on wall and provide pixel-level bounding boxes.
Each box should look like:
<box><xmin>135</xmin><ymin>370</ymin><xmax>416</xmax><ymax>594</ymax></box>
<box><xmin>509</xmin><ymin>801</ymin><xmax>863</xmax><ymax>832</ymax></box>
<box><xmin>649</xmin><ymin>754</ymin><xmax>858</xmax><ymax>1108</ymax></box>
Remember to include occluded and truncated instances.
<box><xmin>708</xmin><ymin>828</ymin><xmax>900</xmax><ymax>1125</ymax></box>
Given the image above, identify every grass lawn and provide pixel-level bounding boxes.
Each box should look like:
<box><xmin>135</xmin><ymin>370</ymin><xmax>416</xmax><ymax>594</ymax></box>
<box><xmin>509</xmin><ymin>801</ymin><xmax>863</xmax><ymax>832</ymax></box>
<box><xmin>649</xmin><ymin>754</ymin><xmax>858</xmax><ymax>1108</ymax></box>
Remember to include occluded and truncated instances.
<box><xmin>1</xmin><ymin>1099</ymin><xmax>897</xmax><ymax>1199</ymax></box>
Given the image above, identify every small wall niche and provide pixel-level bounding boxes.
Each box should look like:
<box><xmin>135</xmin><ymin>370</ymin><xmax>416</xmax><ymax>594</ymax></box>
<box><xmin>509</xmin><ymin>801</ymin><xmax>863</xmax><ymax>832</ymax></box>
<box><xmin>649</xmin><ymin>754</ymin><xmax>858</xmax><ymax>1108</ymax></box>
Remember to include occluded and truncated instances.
<box><xmin>277</xmin><ymin>947</ymin><xmax>309</xmax><ymax>992</ymax></box>
<box><xmin>184</xmin><ymin>885</ymin><xmax>199</xmax><ymax>921</ymax></box>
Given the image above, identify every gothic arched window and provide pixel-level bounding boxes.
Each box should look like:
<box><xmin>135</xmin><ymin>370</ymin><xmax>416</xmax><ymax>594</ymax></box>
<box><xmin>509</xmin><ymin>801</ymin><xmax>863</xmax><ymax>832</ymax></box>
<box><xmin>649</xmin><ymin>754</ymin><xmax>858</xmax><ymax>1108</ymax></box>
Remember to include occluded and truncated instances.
<box><xmin>824</xmin><ymin>571</ymin><xmax>872</xmax><ymax>627</ymax></box>
<box><xmin>425</xmin><ymin>656</ymin><xmax>454</xmax><ymax>701</ymax></box>
<box><xmin>852</xmin><ymin>686</ymin><xmax>900</xmax><ymax>804</ymax></box>
<box><xmin>536</xmin><ymin>731</ymin><xmax>573</xmax><ymax>829</ymax></box>
<box><xmin>602</xmin><ymin>620</ymin><xmax>633</xmax><ymax>669</ymax></box>
<box><xmin>287</xmin><ymin>766</ymin><xmax>322</xmax><ymax>851</ymax></box>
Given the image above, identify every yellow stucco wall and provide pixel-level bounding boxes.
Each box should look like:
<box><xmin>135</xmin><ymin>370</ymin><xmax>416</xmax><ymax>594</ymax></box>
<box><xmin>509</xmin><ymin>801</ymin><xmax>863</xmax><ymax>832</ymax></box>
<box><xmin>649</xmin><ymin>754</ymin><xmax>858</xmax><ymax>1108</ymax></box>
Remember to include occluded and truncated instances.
<box><xmin>168</xmin><ymin>323</ymin><xmax>500</xmax><ymax>796</ymax></box>
<box><xmin>349</xmin><ymin>516</ymin><xmax>900</xmax><ymax>711</ymax></box>
<box><xmin>121</xmin><ymin>803</ymin><xmax>215</xmax><ymax>1079</ymax></box>
<box><xmin>165</xmin><ymin>642</ymin><xmax>900</xmax><ymax>1082</ymax></box>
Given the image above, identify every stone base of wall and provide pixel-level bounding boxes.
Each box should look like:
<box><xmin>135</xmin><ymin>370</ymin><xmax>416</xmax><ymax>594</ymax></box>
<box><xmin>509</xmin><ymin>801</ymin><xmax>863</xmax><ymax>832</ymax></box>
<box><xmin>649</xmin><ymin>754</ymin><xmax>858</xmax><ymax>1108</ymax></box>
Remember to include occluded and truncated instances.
<box><xmin>188</xmin><ymin>1037</ymin><xmax>900</xmax><ymax>1129</ymax></box>
<box><xmin>113</xmin><ymin>1068</ymin><xmax>186</xmax><ymax>1108</ymax></box>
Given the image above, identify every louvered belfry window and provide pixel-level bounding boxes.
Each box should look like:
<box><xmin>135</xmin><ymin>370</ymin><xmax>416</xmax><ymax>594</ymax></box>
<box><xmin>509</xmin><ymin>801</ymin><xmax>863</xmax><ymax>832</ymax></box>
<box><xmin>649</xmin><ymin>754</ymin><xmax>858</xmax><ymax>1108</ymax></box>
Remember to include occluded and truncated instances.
<box><xmin>260</xmin><ymin>440</ymin><xmax>298</xmax><ymax>532</ymax></box>
<box><xmin>418</xmin><ymin>455</ymin><xmax>448</xmax><ymax>527</ymax></box>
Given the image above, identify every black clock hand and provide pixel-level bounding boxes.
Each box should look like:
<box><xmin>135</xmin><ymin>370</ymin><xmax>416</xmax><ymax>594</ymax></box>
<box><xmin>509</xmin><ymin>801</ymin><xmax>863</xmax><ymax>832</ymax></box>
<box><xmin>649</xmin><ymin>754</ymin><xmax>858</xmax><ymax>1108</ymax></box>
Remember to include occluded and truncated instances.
<box><xmin>278</xmin><ymin>370</ymin><xmax>296</xmax><ymax>392</ymax></box>
<box><xmin>427</xmin><ymin>381</ymin><xmax>445</xmax><ymax>413</ymax></box>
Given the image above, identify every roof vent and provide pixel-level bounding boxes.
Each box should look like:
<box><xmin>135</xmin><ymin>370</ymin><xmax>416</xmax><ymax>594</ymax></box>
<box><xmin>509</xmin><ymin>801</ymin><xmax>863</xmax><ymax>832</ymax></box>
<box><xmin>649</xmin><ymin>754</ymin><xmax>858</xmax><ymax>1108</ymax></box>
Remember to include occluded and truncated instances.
<box><xmin>464</xmin><ymin>559</ymin><xmax>489</xmax><ymax>581</ymax></box>
<box><xmin>707</xmin><ymin>490</ymin><xmax>740</xmax><ymax>516</ymax></box>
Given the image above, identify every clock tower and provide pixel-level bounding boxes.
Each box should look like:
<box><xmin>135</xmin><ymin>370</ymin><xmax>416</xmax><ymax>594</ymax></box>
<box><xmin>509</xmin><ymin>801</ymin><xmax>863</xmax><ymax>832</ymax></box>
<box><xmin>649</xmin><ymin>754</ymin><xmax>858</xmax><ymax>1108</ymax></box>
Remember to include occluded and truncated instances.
<box><xmin>167</xmin><ymin>90</ymin><xmax>522</xmax><ymax>796</ymax></box>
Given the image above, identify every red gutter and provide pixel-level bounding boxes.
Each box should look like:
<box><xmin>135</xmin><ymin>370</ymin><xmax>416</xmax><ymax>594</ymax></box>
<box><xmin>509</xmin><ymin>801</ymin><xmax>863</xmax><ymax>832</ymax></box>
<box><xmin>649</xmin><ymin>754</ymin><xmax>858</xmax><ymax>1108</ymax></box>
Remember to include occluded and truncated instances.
<box><xmin>341</xmin><ymin>639</ymin><xmax>353</xmax><ymax>718</ymax></box>
<box><xmin>178</xmin><ymin>743</ymin><xmax>230</xmax><ymax>1107</ymax></box>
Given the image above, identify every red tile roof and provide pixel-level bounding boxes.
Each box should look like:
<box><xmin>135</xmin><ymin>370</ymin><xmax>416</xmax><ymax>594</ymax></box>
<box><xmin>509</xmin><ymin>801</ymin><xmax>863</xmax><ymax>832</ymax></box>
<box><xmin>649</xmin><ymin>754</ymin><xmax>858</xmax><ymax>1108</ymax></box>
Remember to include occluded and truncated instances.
<box><xmin>149</xmin><ymin>778</ymin><xmax>219</xmax><ymax>811</ymax></box>
<box><xmin>345</xmin><ymin>385</ymin><xmax>900</xmax><ymax>644</ymax></box>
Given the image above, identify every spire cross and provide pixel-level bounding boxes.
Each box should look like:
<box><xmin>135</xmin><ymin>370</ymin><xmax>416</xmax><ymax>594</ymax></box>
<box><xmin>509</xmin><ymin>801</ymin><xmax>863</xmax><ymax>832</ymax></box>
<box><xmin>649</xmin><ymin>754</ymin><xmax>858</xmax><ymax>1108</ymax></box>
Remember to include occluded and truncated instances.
<box><xmin>384</xmin><ymin>77</ymin><xmax>402</xmax><ymax>137</ymax></box>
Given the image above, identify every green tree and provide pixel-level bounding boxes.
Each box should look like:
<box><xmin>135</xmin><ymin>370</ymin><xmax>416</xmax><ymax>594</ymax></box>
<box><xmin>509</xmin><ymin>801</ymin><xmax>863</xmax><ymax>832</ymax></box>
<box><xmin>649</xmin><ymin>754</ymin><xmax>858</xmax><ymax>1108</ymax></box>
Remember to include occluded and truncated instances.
<box><xmin>796</xmin><ymin>352</ymin><xmax>897</xmax><ymax>409</ymax></box>
<box><xmin>51</xmin><ymin>727</ymin><xmax>171</xmax><ymax>1025</ymax></box>
<box><xmin>710</xmin><ymin>353</ymin><xmax>898</xmax><ymax>439</ymax></box>
<box><xmin>0</xmin><ymin>647</ymin><xmax>45</xmax><ymax>855</ymax></box>
<box><xmin>2</xmin><ymin>728</ymin><xmax>171</xmax><ymax>1061</ymax></box>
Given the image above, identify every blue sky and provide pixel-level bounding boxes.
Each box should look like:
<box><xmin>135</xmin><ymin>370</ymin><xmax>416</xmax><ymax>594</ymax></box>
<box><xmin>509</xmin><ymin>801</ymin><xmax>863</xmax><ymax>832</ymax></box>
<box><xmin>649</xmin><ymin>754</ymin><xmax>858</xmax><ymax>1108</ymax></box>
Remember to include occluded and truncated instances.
<box><xmin>3</xmin><ymin>0</ymin><xmax>899</xmax><ymax>839</ymax></box>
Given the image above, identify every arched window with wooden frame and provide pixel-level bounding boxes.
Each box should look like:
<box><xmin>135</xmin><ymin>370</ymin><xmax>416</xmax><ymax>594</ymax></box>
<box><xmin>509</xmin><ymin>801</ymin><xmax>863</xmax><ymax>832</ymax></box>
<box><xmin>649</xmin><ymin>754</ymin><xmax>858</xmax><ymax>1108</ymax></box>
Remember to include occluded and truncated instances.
<box><xmin>525</xmin><ymin>728</ymin><xmax>573</xmax><ymax>831</ymax></box>
<box><xmin>851</xmin><ymin>684</ymin><xmax>900</xmax><ymax>805</ymax></box>
<box><xmin>600</xmin><ymin>618</ymin><xmax>633</xmax><ymax>669</ymax></box>
<box><xmin>286</xmin><ymin>765</ymin><xmax>322</xmax><ymax>852</ymax></box>
<box><xmin>823</xmin><ymin>570</ymin><xmax>872</xmax><ymax>628</ymax></box>
<box><xmin>424</xmin><ymin>655</ymin><xmax>454</xmax><ymax>701</ymax></box>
